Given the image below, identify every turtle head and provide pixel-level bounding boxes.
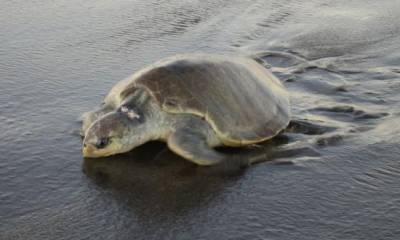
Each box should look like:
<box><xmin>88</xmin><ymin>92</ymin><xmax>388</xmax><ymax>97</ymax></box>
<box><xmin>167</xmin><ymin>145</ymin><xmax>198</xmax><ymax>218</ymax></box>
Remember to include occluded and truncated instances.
<box><xmin>82</xmin><ymin>106</ymin><xmax>149</xmax><ymax>158</ymax></box>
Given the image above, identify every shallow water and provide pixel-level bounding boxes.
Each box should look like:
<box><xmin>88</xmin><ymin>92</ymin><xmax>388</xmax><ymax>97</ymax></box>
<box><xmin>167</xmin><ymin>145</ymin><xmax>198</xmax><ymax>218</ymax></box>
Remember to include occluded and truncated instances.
<box><xmin>1</xmin><ymin>0</ymin><xmax>400</xmax><ymax>239</ymax></box>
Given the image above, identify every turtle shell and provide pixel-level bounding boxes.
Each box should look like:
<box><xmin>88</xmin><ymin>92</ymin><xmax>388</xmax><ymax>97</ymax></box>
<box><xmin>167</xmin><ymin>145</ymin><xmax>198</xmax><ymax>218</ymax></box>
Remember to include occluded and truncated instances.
<box><xmin>121</xmin><ymin>54</ymin><xmax>290</xmax><ymax>146</ymax></box>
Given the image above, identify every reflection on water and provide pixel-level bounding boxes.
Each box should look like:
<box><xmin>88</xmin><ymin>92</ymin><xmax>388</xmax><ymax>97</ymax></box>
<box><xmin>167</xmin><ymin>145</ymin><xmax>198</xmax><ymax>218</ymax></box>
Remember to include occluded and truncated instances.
<box><xmin>1</xmin><ymin>0</ymin><xmax>400</xmax><ymax>239</ymax></box>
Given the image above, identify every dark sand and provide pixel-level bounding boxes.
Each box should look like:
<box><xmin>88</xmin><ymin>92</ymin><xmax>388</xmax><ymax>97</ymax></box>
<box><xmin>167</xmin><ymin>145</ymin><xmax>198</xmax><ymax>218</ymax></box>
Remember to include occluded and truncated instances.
<box><xmin>1</xmin><ymin>0</ymin><xmax>399</xmax><ymax>239</ymax></box>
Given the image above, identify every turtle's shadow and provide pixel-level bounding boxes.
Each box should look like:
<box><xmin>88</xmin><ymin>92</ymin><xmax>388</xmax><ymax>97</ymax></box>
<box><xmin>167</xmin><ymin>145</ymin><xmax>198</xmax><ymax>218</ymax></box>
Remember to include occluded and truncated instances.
<box><xmin>82</xmin><ymin>142</ymin><xmax>246</xmax><ymax>222</ymax></box>
<box><xmin>81</xmin><ymin>131</ymin><xmax>319</xmax><ymax>223</ymax></box>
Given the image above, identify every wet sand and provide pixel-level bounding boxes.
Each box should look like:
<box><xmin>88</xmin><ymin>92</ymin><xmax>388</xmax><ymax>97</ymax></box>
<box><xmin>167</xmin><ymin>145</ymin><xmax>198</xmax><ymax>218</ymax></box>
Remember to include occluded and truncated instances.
<box><xmin>1</xmin><ymin>0</ymin><xmax>399</xmax><ymax>239</ymax></box>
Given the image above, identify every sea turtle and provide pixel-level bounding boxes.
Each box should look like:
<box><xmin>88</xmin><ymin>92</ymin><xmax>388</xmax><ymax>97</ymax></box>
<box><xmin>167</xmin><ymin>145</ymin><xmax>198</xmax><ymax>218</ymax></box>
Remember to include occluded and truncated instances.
<box><xmin>82</xmin><ymin>54</ymin><xmax>290</xmax><ymax>166</ymax></box>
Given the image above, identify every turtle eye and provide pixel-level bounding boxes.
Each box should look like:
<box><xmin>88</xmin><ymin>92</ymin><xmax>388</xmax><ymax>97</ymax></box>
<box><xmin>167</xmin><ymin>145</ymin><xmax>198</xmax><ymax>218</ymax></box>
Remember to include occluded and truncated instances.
<box><xmin>96</xmin><ymin>137</ymin><xmax>110</xmax><ymax>149</ymax></box>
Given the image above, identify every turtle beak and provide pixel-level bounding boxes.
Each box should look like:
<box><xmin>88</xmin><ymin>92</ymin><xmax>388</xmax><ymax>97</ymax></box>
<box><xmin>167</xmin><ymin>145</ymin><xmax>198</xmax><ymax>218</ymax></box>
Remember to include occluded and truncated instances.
<box><xmin>82</xmin><ymin>143</ymin><xmax>97</xmax><ymax>158</ymax></box>
<box><xmin>82</xmin><ymin>141</ymin><xmax>116</xmax><ymax>158</ymax></box>
<box><xmin>82</xmin><ymin>140</ymin><xmax>104</xmax><ymax>158</ymax></box>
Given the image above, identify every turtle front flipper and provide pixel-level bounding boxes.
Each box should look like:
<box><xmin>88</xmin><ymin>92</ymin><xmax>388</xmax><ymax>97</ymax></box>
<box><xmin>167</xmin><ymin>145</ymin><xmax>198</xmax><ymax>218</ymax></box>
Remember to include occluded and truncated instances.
<box><xmin>167</xmin><ymin>128</ymin><xmax>224</xmax><ymax>166</ymax></box>
<box><xmin>167</xmin><ymin>127</ymin><xmax>251</xmax><ymax>172</ymax></box>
